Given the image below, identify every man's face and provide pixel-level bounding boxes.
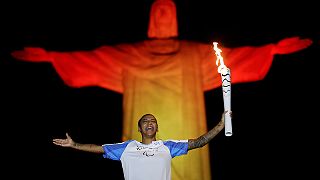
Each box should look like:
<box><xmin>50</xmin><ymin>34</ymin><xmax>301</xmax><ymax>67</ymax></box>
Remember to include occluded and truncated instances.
<box><xmin>138</xmin><ymin>114</ymin><xmax>158</xmax><ymax>137</ymax></box>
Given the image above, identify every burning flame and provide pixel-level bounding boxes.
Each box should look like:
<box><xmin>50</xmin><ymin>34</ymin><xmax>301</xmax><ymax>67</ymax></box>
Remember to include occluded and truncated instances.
<box><xmin>212</xmin><ymin>42</ymin><xmax>227</xmax><ymax>73</ymax></box>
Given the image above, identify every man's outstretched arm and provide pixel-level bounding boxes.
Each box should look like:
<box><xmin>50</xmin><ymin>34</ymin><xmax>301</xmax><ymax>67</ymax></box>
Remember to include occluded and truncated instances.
<box><xmin>188</xmin><ymin>111</ymin><xmax>230</xmax><ymax>151</ymax></box>
<box><xmin>53</xmin><ymin>133</ymin><xmax>104</xmax><ymax>154</ymax></box>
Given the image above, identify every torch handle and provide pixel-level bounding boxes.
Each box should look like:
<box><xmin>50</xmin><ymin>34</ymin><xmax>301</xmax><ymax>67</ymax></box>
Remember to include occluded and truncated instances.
<box><xmin>221</xmin><ymin>68</ymin><xmax>232</xmax><ymax>136</ymax></box>
<box><xmin>213</xmin><ymin>42</ymin><xmax>232</xmax><ymax>136</ymax></box>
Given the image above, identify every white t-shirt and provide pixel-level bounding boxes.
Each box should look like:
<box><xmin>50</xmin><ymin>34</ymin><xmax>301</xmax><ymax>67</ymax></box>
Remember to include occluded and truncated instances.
<box><xmin>102</xmin><ymin>140</ymin><xmax>188</xmax><ymax>180</ymax></box>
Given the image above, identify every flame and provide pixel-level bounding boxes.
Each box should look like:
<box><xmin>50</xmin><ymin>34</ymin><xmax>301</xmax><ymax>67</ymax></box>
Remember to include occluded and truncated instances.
<box><xmin>212</xmin><ymin>42</ymin><xmax>227</xmax><ymax>73</ymax></box>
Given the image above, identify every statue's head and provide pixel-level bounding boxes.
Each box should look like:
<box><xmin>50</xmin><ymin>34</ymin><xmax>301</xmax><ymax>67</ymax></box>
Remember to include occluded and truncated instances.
<box><xmin>147</xmin><ymin>0</ymin><xmax>178</xmax><ymax>39</ymax></box>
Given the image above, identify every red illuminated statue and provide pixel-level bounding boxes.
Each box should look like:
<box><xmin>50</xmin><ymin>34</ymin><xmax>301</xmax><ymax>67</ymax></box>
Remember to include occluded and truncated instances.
<box><xmin>11</xmin><ymin>0</ymin><xmax>312</xmax><ymax>179</ymax></box>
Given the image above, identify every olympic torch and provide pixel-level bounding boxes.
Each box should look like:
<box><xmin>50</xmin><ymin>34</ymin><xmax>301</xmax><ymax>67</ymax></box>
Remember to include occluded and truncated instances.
<box><xmin>213</xmin><ymin>42</ymin><xmax>232</xmax><ymax>136</ymax></box>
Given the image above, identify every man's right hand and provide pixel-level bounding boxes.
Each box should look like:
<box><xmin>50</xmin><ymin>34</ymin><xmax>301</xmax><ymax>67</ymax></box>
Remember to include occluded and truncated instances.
<box><xmin>52</xmin><ymin>133</ymin><xmax>75</xmax><ymax>148</ymax></box>
<box><xmin>11</xmin><ymin>47</ymin><xmax>52</xmax><ymax>62</ymax></box>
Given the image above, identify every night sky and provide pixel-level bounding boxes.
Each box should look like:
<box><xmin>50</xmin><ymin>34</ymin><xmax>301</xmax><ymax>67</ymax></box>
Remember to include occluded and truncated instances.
<box><xmin>1</xmin><ymin>0</ymin><xmax>318</xmax><ymax>179</ymax></box>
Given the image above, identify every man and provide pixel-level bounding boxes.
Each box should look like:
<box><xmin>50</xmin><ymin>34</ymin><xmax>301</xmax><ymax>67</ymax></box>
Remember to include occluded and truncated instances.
<box><xmin>11</xmin><ymin>0</ymin><xmax>312</xmax><ymax>179</ymax></box>
<box><xmin>53</xmin><ymin>111</ymin><xmax>229</xmax><ymax>180</ymax></box>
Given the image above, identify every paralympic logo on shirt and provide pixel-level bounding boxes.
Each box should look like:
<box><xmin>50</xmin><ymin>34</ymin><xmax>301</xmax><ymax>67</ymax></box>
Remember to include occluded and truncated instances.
<box><xmin>136</xmin><ymin>146</ymin><xmax>159</xmax><ymax>157</ymax></box>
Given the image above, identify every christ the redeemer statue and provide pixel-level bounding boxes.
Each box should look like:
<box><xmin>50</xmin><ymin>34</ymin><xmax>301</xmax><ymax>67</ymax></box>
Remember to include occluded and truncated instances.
<box><xmin>11</xmin><ymin>0</ymin><xmax>312</xmax><ymax>179</ymax></box>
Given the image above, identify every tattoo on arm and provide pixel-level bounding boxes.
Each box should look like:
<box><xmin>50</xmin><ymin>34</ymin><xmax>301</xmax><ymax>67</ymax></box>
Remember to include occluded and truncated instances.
<box><xmin>188</xmin><ymin>136</ymin><xmax>208</xmax><ymax>150</ymax></box>
<box><xmin>188</xmin><ymin>120</ymin><xmax>224</xmax><ymax>151</ymax></box>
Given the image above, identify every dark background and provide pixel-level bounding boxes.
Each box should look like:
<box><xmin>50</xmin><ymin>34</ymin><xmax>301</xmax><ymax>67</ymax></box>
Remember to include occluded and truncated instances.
<box><xmin>1</xmin><ymin>0</ymin><xmax>318</xmax><ymax>179</ymax></box>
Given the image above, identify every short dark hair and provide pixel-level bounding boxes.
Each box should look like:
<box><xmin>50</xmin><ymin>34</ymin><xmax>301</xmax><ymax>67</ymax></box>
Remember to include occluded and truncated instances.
<box><xmin>138</xmin><ymin>114</ymin><xmax>155</xmax><ymax>128</ymax></box>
